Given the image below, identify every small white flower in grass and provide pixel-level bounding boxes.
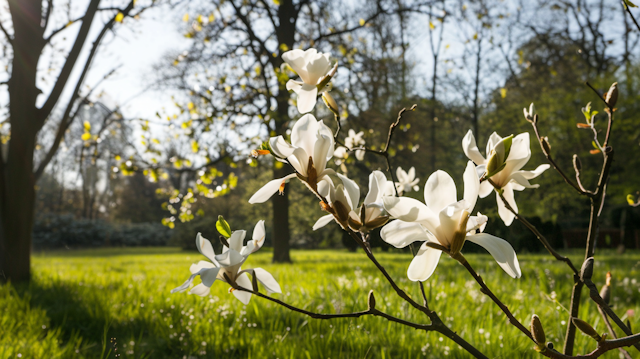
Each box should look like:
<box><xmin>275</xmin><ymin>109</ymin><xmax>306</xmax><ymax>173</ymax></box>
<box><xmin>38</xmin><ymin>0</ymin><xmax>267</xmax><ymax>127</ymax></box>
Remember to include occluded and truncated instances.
<box><xmin>381</xmin><ymin>161</ymin><xmax>521</xmax><ymax>282</ymax></box>
<box><xmin>171</xmin><ymin>220</ymin><xmax>281</xmax><ymax>305</ymax></box>
<box><xmin>462</xmin><ymin>130</ymin><xmax>550</xmax><ymax>226</ymax></box>
<box><xmin>249</xmin><ymin>114</ymin><xmax>335</xmax><ymax>204</ymax></box>
<box><xmin>395</xmin><ymin>166</ymin><xmax>419</xmax><ymax>194</ymax></box>
<box><xmin>313</xmin><ymin>171</ymin><xmax>392</xmax><ymax>232</ymax></box>
<box><xmin>283</xmin><ymin>48</ymin><xmax>336</xmax><ymax>114</ymax></box>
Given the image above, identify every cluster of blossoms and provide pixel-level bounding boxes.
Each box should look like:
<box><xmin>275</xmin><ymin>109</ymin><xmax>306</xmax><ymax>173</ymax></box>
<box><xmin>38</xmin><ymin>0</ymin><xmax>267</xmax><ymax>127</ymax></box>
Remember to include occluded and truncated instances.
<box><xmin>172</xmin><ymin>47</ymin><xmax>549</xmax><ymax>303</ymax></box>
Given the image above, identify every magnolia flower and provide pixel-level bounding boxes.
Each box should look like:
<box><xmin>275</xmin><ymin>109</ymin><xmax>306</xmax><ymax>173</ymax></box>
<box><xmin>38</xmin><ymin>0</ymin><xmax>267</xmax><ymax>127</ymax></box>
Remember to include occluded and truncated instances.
<box><xmin>462</xmin><ymin>130</ymin><xmax>550</xmax><ymax>226</ymax></box>
<box><xmin>283</xmin><ymin>48</ymin><xmax>335</xmax><ymax>114</ymax></box>
<box><xmin>313</xmin><ymin>171</ymin><xmax>391</xmax><ymax>232</ymax></box>
<box><xmin>382</xmin><ymin>162</ymin><xmax>521</xmax><ymax>282</ymax></box>
<box><xmin>249</xmin><ymin>114</ymin><xmax>335</xmax><ymax>204</ymax></box>
<box><xmin>171</xmin><ymin>220</ymin><xmax>281</xmax><ymax>304</ymax></box>
<box><xmin>395</xmin><ymin>166</ymin><xmax>419</xmax><ymax>194</ymax></box>
<box><xmin>344</xmin><ymin>129</ymin><xmax>366</xmax><ymax>161</ymax></box>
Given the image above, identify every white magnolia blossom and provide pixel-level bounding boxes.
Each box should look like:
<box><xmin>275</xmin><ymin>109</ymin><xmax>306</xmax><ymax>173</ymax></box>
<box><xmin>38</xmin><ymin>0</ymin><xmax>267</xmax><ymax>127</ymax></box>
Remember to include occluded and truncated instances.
<box><xmin>382</xmin><ymin>162</ymin><xmax>521</xmax><ymax>282</ymax></box>
<box><xmin>395</xmin><ymin>166</ymin><xmax>419</xmax><ymax>194</ymax></box>
<box><xmin>313</xmin><ymin>171</ymin><xmax>391</xmax><ymax>232</ymax></box>
<box><xmin>344</xmin><ymin>129</ymin><xmax>366</xmax><ymax>161</ymax></box>
<box><xmin>249</xmin><ymin>114</ymin><xmax>335</xmax><ymax>204</ymax></box>
<box><xmin>462</xmin><ymin>130</ymin><xmax>550</xmax><ymax>226</ymax></box>
<box><xmin>171</xmin><ymin>220</ymin><xmax>281</xmax><ymax>304</ymax></box>
<box><xmin>283</xmin><ymin>48</ymin><xmax>334</xmax><ymax>114</ymax></box>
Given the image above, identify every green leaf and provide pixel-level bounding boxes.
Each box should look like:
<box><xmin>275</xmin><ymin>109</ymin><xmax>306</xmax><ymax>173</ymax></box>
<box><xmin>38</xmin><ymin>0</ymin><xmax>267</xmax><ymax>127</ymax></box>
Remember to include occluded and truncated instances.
<box><xmin>216</xmin><ymin>215</ymin><xmax>232</xmax><ymax>238</ymax></box>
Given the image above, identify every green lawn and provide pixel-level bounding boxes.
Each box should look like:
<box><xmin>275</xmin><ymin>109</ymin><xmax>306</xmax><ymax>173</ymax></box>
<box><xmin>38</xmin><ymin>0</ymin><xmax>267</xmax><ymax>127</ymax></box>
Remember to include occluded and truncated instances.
<box><xmin>1</xmin><ymin>247</ymin><xmax>639</xmax><ymax>358</ymax></box>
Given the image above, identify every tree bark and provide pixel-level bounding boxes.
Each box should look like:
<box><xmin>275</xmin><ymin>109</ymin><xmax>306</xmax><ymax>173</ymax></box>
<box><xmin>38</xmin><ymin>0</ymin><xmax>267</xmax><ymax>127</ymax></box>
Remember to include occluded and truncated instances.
<box><xmin>1</xmin><ymin>0</ymin><xmax>44</xmax><ymax>283</ymax></box>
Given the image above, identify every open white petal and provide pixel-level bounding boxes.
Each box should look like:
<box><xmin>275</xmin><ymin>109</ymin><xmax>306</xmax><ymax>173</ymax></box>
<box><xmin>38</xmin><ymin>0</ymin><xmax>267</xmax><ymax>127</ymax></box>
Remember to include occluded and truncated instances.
<box><xmin>424</xmin><ymin>170</ymin><xmax>457</xmax><ymax>213</ymax></box>
<box><xmin>486</xmin><ymin>132</ymin><xmax>502</xmax><ymax>156</ymax></box>
<box><xmin>228</xmin><ymin>230</ymin><xmax>246</xmax><ymax>253</ymax></box>
<box><xmin>496</xmin><ymin>184</ymin><xmax>518</xmax><ymax>226</ymax></box>
<box><xmin>305</xmin><ymin>52</ymin><xmax>331</xmax><ymax>85</ymax></box>
<box><xmin>382</xmin><ymin>197</ymin><xmax>438</xmax><ymax>232</ymax></box>
<box><xmin>503</xmin><ymin>133</ymin><xmax>531</xmax><ymax>174</ymax></box>
<box><xmin>313</xmin><ymin>134</ymin><xmax>332</xmax><ymax>174</ymax></box>
<box><xmin>407</xmin><ymin>242</ymin><xmax>442</xmax><ymax>282</ymax></box>
<box><xmin>364</xmin><ymin>171</ymin><xmax>387</xmax><ymax>205</ymax></box>
<box><xmin>171</xmin><ymin>273</ymin><xmax>198</xmax><ymax>293</ymax></box>
<box><xmin>479</xmin><ymin>180</ymin><xmax>493</xmax><ymax>198</ymax></box>
<box><xmin>200</xmin><ymin>267</ymin><xmax>221</xmax><ymax>287</ymax></box>
<box><xmin>462</xmin><ymin>161</ymin><xmax>479</xmax><ymax>211</ymax></box>
<box><xmin>282</xmin><ymin>49</ymin><xmax>308</xmax><ymax>79</ymax></box>
<box><xmin>195</xmin><ymin>233</ymin><xmax>217</xmax><ymax>263</ymax></box>
<box><xmin>248</xmin><ymin>173</ymin><xmax>298</xmax><ymax>204</ymax></box>
<box><xmin>190</xmin><ymin>260</ymin><xmax>216</xmax><ymax>274</ymax></box>
<box><xmin>313</xmin><ymin>214</ymin><xmax>335</xmax><ymax>230</ymax></box>
<box><xmin>466</xmin><ymin>233</ymin><xmax>521</xmax><ymax>278</ymax></box>
<box><xmin>286</xmin><ymin>79</ymin><xmax>304</xmax><ymax>93</ymax></box>
<box><xmin>291</xmin><ymin>114</ymin><xmax>318</xmax><ymax>157</ymax></box>
<box><xmin>462</xmin><ymin>130</ymin><xmax>486</xmax><ymax>165</ymax></box>
<box><xmin>269</xmin><ymin>136</ymin><xmax>296</xmax><ymax>158</ymax></box>
<box><xmin>317</xmin><ymin>177</ymin><xmax>335</xmax><ymax>200</ymax></box>
<box><xmin>251</xmin><ymin>220</ymin><xmax>266</xmax><ymax>251</ymax></box>
<box><xmin>517</xmin><ymin>164</ymin><xmax>550</xmax><ymax>180</ymax></box>
<box><xmin>189</xmin><ymin>283</ymin><xmax>211</xmax><ymax>297</ymax></box>
<box><xmin>337</xmin><ymin>173</ymin><xmax>360</xmax><ymax>210</ymax></box>
<box><xmin>296</xmin><ymin>84</ymin><xmax>318</xmax><ymax>114</ymax></box>
<box><xmin>466</xmin><ymin>215</ymin><xmax>488</xmax><ymax>233</ymax></box>
<box><xmin>380</xmin><ymin>220</ymin><xmax>430</xmax><ymax>248</ymax></box>
<box><xmin>215</xmin><ymin>249</ymin><xmax>245</xmax><ymax>267</ymax></box>
<box><xmin>253</xmin><ymin>268</ymin><xmax>282</xmax><ymax>294</ymax></box>
<box><xmin>232</xmin><ymin>272</ymin><xmax>253</xmax><ymax>304</ymax></box>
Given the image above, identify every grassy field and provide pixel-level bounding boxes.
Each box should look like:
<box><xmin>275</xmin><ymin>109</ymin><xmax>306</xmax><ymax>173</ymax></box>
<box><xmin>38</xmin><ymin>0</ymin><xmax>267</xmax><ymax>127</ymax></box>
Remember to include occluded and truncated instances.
<box><xmin>1</xmin><ymin>247</ymin><xmax>639</xmax><ymax>359</ymax></box>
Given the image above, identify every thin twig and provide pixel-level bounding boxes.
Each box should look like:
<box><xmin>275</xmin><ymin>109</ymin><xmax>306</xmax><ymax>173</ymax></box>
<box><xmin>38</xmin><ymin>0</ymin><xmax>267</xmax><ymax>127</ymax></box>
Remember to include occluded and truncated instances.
<box><xmin>623</xmin><ymin>3</ymin><xmax>640</xmax><ymax>32</ymax></box>
<box><xmin>490</xmin><ymin>179</ymin><xmax>579</xmax><ymax>274</ymax></box>
<box><xmin>597</xmin><ymin>305</ymin><xmax>634</xmax><ymax>359</ymax></box>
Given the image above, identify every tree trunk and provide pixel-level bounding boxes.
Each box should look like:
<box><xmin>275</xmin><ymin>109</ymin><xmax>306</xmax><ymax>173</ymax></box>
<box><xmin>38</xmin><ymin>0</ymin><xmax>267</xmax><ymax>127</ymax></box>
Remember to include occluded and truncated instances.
<box><xmin>1</xmin><ymin>0</ymin><xmax>44</xmax><ymax>283</ymax></box>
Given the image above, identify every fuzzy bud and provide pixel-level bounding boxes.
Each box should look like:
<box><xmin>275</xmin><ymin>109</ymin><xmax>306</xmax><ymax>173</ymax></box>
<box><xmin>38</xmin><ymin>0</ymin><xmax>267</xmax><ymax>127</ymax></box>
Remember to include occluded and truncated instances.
<box><xmin>322</xmin><ymin>92</ymin><xmax>339</xmax><ymax>116</ymax></box>
<box><xmin>530</xmin><ymin>315</ymin><xmax>546</xmax><ymax>351</ymax></box>
<box><xmin>572</xmin><ymin>317</ymin><xmax>603</xmax><ymax>342</ymax></box>
<box><xmin>600</xmin><ymin>271</ymin><xmax>612</xmax><ymax>305</ymax></box>
<box><xmin>523</xmin><ymin>103</ymin><xmax>536</xmax><ymax>122</ymax></box>
<box><xmin>368</xmin><ymin>290</ymin><xmax>376</xmax><ymax>310</ymax></box>
<box><xmin>581</xmin><ymin>257</ymin><xmax>594</xmax><ymax>281</ymax></box>
<box><xmin>605</xmin><ymin>82</ymin><xmax>618</xmax><ymax>108</ymax></box>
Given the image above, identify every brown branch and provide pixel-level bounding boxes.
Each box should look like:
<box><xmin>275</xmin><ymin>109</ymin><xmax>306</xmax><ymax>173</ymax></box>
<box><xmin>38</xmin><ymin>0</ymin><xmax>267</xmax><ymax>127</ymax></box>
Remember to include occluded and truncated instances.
<box><xmin>37</xmin><ymin>0</ymin><xmax>101</xmax><ymax>124</ymax></box>
<box><xmin>490</xmin><ymin>179</ymin><xmax>579</xmax><ymax>274</ymax></box>
<box><xmin>597</xmin><ymin>305</ymin><xmax>633</xmax><ymax>359</ymax></box>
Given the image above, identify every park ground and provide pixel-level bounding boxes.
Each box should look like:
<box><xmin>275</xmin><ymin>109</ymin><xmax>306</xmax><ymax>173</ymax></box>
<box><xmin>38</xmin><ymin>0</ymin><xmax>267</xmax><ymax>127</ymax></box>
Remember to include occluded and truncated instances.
<box><xmin>1</xmin><ymin>248</ymin><xmax>639</xmax><ymax>358</ymax></box>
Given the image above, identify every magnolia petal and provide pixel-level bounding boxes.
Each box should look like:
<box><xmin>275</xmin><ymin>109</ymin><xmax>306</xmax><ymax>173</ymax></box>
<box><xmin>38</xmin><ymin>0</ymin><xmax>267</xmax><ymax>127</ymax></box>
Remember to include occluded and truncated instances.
<box><xmin>382</xmin><ymin>197</ymin><xmax>436</xmax><ymax>230</ymax></box>
<box><xmin>286</xmin><ymin>79</ymin><xmax>304</xmax><ymax>93</ymax></box>
<box><xmin>215</xmin><ymin>249</ymin><xmax>245</xmax><ymax>267</ymax></box>
<box><xmin>269</xmin><ymin>136</ymin><xmax>296</xmax><ymax>158</ymax></box>
<box><xmin>291</xmin><ymin>114</ymin><xmax>318</xmax><ymax>157</ymax></box>
<box><xmin>313</xmin><ymin>214</ymin><xmax>335</xmax><ymax>230</ymax></box>
<box><xmin>407</xmin><ymin>242</ymin><xmax>443</xmax><ymax>282</ymax></box>
<box><xmin>305</xmin><ymin>51</ymin><xmax>331</xmax><ymax>85</ymax></box>
<box><xmin>171</xmin><ymin>273</ymin><xmax>198</xmax><ymax>293</ymax></box>
<box><xmin>282</xmin><ymin>49</ymin><xmax>308</xmax><ymax>79</ymax></box>
<box><xmin>297</xmin><ymin>84</ymin><xmax>318</xmax><ymax>114</ymax></box>
<box><xmin>496</xmin><ymin>184</ymin><xmax>517</xmax><ymax>226</ymax></box>
<box><xmin>248</xmin><ymin>173</ymin><xmax>298</xmax><ymax>204</ymax></box>
<box><xmin>466</xmin><ymin>215</ymin><xmax>488</xmax><ymax>233</ymax></box>
<box><xmin>195</xmin><ymin>233</ymin><xmax>217</xmax><ymax>263</ymax></box>
<box><xmin>313</xmin><ymin>134</ymin><xmax>332</xmax><ymax>174</ymax></box>
<box><xmin>232</xmin><ymin>272</ymin><xmax>253</xmax><ymax>304</ymax></box>
<box><xmin>228</xmin><ymin>230</ymin><xmax>246</xmax><ymax>253</ymax></box>
<box><xmin>486</xmin><ymin>132</ymin><xmax>502</xmax><ymax>156</ymax></box>
<box><xmin>190</xmin><ymin>260</ymin><xmax>216</xmax><ymax>274</ymax></box>
<box><xmin>462</xmin><ymin>161</ymin><xmax>479</xmax><ymax>211</ymax></box>
<box><xmin>189</xmin><ymin>283</ymin><xmax>211</xmax><ymax>297</ymax></box>
<box><xmin>200</xmin><ymin>267</ymin><xmax>220</xmax><ymax>287</ymax></box>
<box><xmin>466</xmin><ymin>233</ymin><xmax>521</xmax><ymax>278</ymax></box>
<box><xmin>364</xmin><ymin>171</ymin><xmax>388</xmax><ymax>205</ymax></box>
<box><xmin>317</xmin><ymin>177</ymin><xmax>335</xmax><ymax>200</ymax></box>
<box><xmin>355</xmin><ymin>149</ymin><xmax>365</xmax><ymax>161</ymax></box>
<box><xmin>337</xmin><ymin>173</ymin><xmax>360</xmax><ymax>209</ymax></box>
<box><xmin>479</xmin><ymin>180</ymin><xmax>493</xmax><ymax>198</ymax></box>
<box><xmin>380</xmin><ymin>220</ymin><xmax>430</xmax><ymax>248</ymax></box>
<box><xmin>253</xmin><ymin>268</ymin><xmax>282</xmax><ymax>294</ymax></box>
<box><xmin>424</xmin><ymin>170</ymin><xmax>457</xmax><ymax>213</ymax></box>
<box><xmin>503</xmin><ymin>132</ymin><xmax>531</xmax><ymax>174</ymax></box>
<box><xmin>462</xmin><ymin>129</ymin><xmax>486</xmax><ymax>165</ymax></box>
<box><xmin>437</xmin><ymin>202</ymin><xmax>468</xmax><ymax>246</ymax></box>
<box><xmin>251</xmin><ymin>220</ymin><xmax>266</xmax><ymax>251</ymax></box>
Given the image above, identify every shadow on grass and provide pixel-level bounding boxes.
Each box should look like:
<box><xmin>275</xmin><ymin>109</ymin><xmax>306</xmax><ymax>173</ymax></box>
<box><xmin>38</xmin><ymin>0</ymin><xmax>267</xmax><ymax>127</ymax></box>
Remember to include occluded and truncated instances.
<box><xmin>11</xmin><ymin>279</ymin><xmax>182</xmax><ymax>359</ymax></box>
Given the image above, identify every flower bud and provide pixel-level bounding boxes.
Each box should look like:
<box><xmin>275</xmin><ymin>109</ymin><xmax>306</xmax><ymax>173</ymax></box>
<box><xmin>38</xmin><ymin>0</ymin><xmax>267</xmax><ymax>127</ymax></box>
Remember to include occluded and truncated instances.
<box><xmin>322</xmin><ymin>92</ymin><xmax>339</xmax><ymax>116</ymax></box>
<box><xmin>530</xmin><ymin>315</ymin><xmax>546</xmax><ymax>351</ymax></box>
<box><xmin>523</xmin><ymin>103</ymin><xmax>536</xmax><ymax>122</ymax></box>
<box><xmin>485</xmin><ymin>135</ymin><xmax>513</xmax><ymax>178</ymax></box>
<box><xmin>449</xmin><ymin>210</ymin><xmax>470</xmax><ymax>256</ymax></box>
<box><xmin>541</xmin><ymin>136</ymin><xmax>551</xmax><ymax>155</ymax></box>
<box><xmin>368</xmin><ymin>290</ymin><xmax>376</xmax><ymax>309</ymax></box>
<box><xmin>605</xmin><ymin>82</ymin><xmax>618</xmax><ymax>108</ymax></box>
<box><xmin>580</xmin><ymin>257</ymin><xmax>594</xmax><ymax>281</ymax></box>
<box><xmin>572</xmin><ymin>317</ymin><xmax>603</xmax><ymax>342</ymax></box>
<box><xmin>600</xmin><ymin>271</ymin><xmax>611</xmax><ymax>305</ymax></box>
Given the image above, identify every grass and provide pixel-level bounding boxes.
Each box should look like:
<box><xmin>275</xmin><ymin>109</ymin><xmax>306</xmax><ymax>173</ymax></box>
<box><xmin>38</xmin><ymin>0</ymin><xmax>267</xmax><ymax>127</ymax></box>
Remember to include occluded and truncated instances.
<box><xmin>1</xmin><ymin>247</ymin><xmax>640</xmax><ymax>358</ymax></box>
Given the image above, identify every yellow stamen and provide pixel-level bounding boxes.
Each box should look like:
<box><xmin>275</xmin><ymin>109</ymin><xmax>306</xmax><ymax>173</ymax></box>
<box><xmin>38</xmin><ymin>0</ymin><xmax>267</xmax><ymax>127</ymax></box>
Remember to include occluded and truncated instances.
<box><xmin>278</xmin><ymin>181</ymin><xmax>286</xmax><ymax>195</ymax></box>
